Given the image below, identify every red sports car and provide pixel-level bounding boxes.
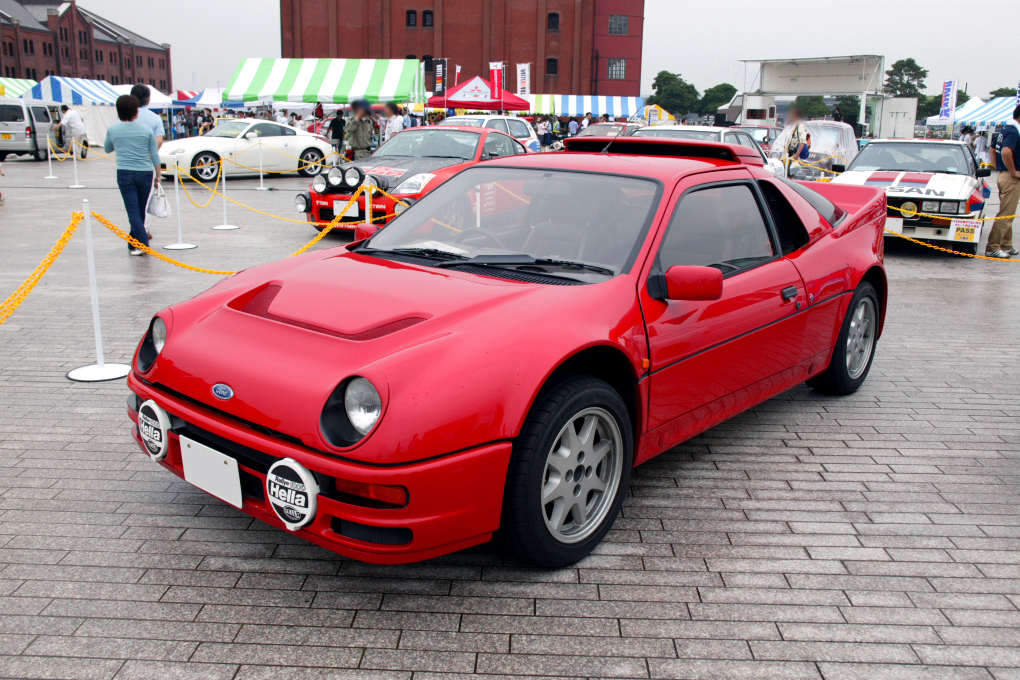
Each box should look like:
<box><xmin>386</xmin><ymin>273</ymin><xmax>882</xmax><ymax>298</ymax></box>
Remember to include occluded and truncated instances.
<box><xmin>296</xmin><ymin>126</ymin><xmax>529</xmax><ymax>230</ymax></box>
<box><xmin>128</xmin><ymin>136</ymin><xmax>887</xmax><ymax>567</ymax></box>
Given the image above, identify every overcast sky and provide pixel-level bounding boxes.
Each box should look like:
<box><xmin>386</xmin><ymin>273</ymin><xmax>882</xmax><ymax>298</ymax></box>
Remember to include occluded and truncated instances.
<box><xmin>82</xmin><ymin>0</ymin><xmax>1015</xmax><ymax>100</ymax></box>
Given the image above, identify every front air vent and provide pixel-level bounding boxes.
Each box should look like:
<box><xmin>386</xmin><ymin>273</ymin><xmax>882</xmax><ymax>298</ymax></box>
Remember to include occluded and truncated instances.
<box><xmin>332</xmin><ymin>518</ymin><xmax>412</xmax><ymax>545</ymax></box>
<box><xmin>230</xmin><ymin>284</ymin><xmax>425</xmax><ymax>341</ymax></box>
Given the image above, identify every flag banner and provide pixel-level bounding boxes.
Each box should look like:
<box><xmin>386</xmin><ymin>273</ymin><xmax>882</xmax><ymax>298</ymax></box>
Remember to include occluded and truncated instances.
<box><xmin>455</xmin><ymin>65</ymin><xmax>461</xmax><ymax>86</ymax></box>
<box><xmin>434</xmin><ymin>59</ymin><xmax>448</xmax><ymax>96</ymax></box>
<box><xmin>516</xmin><ymin>63</ymin><xmax>530</xmax><ymax>97</ymax></box>
<box><xmin>1016</xmin><ymin>81</ymin><xmax>1019</xmax><ymax>105</ymax></box>
<box><xmin>939</xmin><ymin>80</ymin><xmax>958</xmax><ymax>120</ymax></box>
<box><xmin>489</xmin><ymin>62</ymin><xmax>504</xmax><ymax>96</ymax></box>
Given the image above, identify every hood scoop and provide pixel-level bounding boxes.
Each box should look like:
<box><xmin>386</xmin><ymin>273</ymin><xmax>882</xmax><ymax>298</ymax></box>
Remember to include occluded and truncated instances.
<box><xmin>230</xmin><ymin>284</ymin><xmax>426</xmax><ymax>341</ymax></box>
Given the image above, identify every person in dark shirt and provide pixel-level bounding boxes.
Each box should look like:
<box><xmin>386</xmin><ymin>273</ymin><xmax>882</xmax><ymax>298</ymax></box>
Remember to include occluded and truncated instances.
<box><xmin>987</xmin><ymin>106</ymin><xmax>1020</xmax><ymax>258</ymax></box>
<box><xmin>832</xmin><ymin>107</ymin><xmax>843</xmax><ymax>122</ymax></box>
<box><xmin>327</xmin><ymin>113</ymin><xmax>345</xmax><ymax>159</ymax></box>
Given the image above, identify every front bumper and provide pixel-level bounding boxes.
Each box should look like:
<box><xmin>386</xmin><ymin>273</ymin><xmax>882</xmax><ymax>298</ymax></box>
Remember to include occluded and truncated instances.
<box><xmin>307</xmin><ymin>190</ymin><xmax>418</xmax><ymax>227</ymax></box>
<box><xmin>126</xmin><ymin>373</ymin><xmax>512</xmax><ymax>564</ymax></box>
<box><xmin>885</xmin><ymin>210</ymin><xmax>983</xmax><ymax>243</ymax></box>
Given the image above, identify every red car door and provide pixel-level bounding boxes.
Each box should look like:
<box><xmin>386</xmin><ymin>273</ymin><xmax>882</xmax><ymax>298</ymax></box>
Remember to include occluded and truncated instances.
<box><xmin>638</xmin><ymin>174</ymin><xmax>807</xmax><ymax>460</ymax></box>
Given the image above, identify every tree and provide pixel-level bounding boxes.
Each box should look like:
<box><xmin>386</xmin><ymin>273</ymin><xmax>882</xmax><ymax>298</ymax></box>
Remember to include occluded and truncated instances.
<box><xmin>834</xmin><ymin>95</ymin><xmax>860</xmax><ymax>114</ymax></box>
<box><xmin>885</xmin><ymin>58</ymin><xmax>928</xmax><ymax>98</ymax></box>
<box><xmin>989</xmin><ymin>86</ymin><xmax>1017</xmax><ymax>99</ymax></box>
<box><xmin>917</xmin><ymin>95</ymin><xmax>942</xmax><ymax>120</ymax></box>
<box><xmin>793</xmin><ymin>96</ymin><xmax>830</xmax><ymax>119</ymax></box>
<box><xmin>645</xmin><ymin>71</ymin><xmax>700</xmax><ymax>116</ymax></box>
<box><xmin>698</xmin><ymin>83</ymin><xmax>737</xmax><ymax>115</ymax></box>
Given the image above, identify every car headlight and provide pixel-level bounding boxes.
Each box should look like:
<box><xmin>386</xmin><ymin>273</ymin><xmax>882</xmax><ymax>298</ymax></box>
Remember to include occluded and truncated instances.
<box><xmin>311</xmin><ymin>174</ymin><xmax>327</xmax><ymax>193</ymax></box>
<box><xmin>152</xmin><ymin>317</ymin><xmax>167</xmax><ymax>353</ymax></box>
<box><xmin>393</xmin><ymin>197</ymin><xmax>416</xmax><ymax>216</ymax></box>
<box><xmin>344</xmin><ymin>166</ymin><xmax>363</xmax><ymax>187</ymax></box>
<box><xmin>362</xmin><ymin>175</ymin><xmax>378</xmax><ymax>189</ymax></box>
<box><xmin>344</xmin><ymin>377</ymin><xmax>382</xmax><ymax>435</ymax></box>
<box><xmin>940</xmin><ymin>201</ymin><xmax>960</xmax><ymax>214</ymax></box>
<box><xmin>137</xmin><ymin>315</ymin><xmax>168</xmax><ymax>373</ymax></box>
<box><xmin>922</xmin><ymin>201</ymin><xmax>940</xmax><ymax>213</ymax></box>
<box><xmin>900</xmin><ymin>201</ymin><xmax>918</xmax><ymax>217</ymax></box>
<box><xmin>327</xmin><ymin>166</ymin><xmax>344</xmax><ymax>186</ymax></box>
<box><xmin>393</xmin><ymin>173</ymin><xmax>436</xmax><ymax>195</ymax></box>
<box><xmin>295</xmin><ymin>193</ymin><xmax>309</xmax><ymax>213</ymax></box>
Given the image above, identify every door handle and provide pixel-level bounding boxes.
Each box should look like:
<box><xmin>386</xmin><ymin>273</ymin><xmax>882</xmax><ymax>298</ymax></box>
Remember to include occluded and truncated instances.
<box><xmin>781</xmin><ymin>286</ymin><xmax>798</xmax><ymax>301</ymax></box>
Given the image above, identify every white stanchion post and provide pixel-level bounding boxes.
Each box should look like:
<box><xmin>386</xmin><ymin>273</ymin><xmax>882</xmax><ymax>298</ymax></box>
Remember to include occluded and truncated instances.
<box><xmin>43</xmin><ymin>138</ymin><xmax>57</xmax><ymax>179</ymax></box>
<box><xmin>67</xmin><ymin>200</ymin><xmax>131</xmax><ymax>382</ymax></box>
<box><xmin>68</xmin><ymin>143</ymin><xmax>85</xmax><ymax>189</ymax></box>
<box><xmin>165</xmin><ymin>156</ymin><xmax>196</xmax><ymax>250</ymax></box>
<box><xmin>212</xmin><ymin>162</ymin><xmax>238</xmax><ymax>230</ymax></box>
<box><xmin>255</xmin><ymin>142</ymin><xmax>270</xmax><ymax>191</ymax></box>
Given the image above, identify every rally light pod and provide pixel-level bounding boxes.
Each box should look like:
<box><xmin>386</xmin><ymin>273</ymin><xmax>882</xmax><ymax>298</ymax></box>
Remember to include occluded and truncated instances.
<box><xmin>266</xmin><ymin>458</ymin><xmax>319</xmax><ymax>531</ymax></box>
<box><xmin>343</xmin><ymin>166</ymin><xmax>364</xmax><ymax>188</ymax></box>
<box><xmin>295</xmin><ymin>192</ymin><xmax>311</xmax><ymax>213</ymax></box>
<box><xmin>137</xmin><ymin>399</ymin><xmax>171</xmax><ymax>461</ymax></box>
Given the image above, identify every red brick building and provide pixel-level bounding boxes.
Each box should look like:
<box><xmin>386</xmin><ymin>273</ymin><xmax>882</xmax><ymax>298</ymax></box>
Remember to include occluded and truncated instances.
<box><xmin>0</xmin><ymin>0</ymin><xmax>171</xmax><ymax>90</ymax></box>
<box><xmin>280</xmin><ymin>0</ymin><xmax>643</xmax><ymax>96</ymax></box>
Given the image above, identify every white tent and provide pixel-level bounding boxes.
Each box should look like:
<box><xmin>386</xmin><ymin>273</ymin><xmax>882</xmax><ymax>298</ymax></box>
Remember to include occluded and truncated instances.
<box><xmin>926</xmin><ymin>98</ymin><xmax>985</xmax><ymax>127</ymax></box>
<box><xmin>111</xmin><ymin>84</ymin><xmax>177</xmax><ymax>110</ymax></box>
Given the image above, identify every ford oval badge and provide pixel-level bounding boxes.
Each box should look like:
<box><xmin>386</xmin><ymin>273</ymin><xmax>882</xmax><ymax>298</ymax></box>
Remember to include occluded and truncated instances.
<box><xmin>212</xmin><ymin>383</ymin><xmax>234</xmax><ymax>400</ymax></box>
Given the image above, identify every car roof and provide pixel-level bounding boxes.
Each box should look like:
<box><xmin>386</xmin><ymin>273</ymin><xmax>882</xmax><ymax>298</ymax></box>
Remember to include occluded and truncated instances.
<box><xmin>866</xmin><ymin>138</ymin><xmax>969</xmax><ymax>146</ymax></box>
<box><xmin>637</xmin><ymin>125</ymin><xmax>726</xmax><ymax>133</ymax></box>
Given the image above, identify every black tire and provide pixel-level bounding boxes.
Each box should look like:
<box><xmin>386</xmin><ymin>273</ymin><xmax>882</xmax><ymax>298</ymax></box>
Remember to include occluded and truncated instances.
<box><xmin>808</xmin><ymin>281</ymin><xmax>879</xmax><ymax>395</ymax></box>
<box><xmin>502</xmin><ymin>375</ymin><xmax>632</xmax><ymax>568</ymax></box>
<box><xmin>190</xmin><ymin>152</ymin><xmax>220</xmax><ymax>182</ymax></box>
<box><xmin>34</xmin><ymin>147</ymin><xmax>47</xmax><ymax>161</ymax></box>
<box><xmin>79</xmin><ymin>140</ymin><xmax>88</xmax><ymax>159</ymax></box>
<box><xmin>0</xmin><ymin>153</ymin><xmax>8</xmax><ymax>162</ymax></box>
<box><xmin>297</xmin><ymin>148</ymin><xmax>325</xmax><ymax>177</ymax></box>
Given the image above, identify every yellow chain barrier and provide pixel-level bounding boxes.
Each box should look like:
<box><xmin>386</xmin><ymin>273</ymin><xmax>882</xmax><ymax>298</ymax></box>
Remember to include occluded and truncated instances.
<box><xmin>493</xmin><ymin>182</ymin><xmax>531</xmax><ymax>205</ymax></box>
<box><xmin>289</xmin><ymin>187</ymin><xmax>365</xmax><ymax>255</ymax></box>
<box><xmin>92</xmin><ymin>213</ymin><xmax>237</xmax><ymax>275</ymax></box>
<box><xmin>884</xmin><ymin>227</ymin><xmax>1020</xmax><ymax>261</ymax></box>
<box><xmin>887</xmin><ymin>204</ymin><xmax>1020</xmax><ymax>222</ymax></box>
<box><xmin>0</xmin><ymin>213</ymin><xmax>83</xmax><ymax>324</ymax></box>
<box><xmin>177</xmin><ymin>168</ymin><xmax>221</xmax><ymax>209</ymax></box>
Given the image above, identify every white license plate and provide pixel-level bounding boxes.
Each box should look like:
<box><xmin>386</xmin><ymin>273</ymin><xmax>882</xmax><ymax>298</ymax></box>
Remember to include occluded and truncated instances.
<box><xmin>334</xmin><ymin>199</ymin><xmax>359</xmax><ymax>218</ymax></box>
<box><xmin>950</xmin><ymin>218</ymin><xmax>981</xmax><ymax>243</ymax></box>
<box><xmin>885</xmin><ymin>217</ymin><xmax>903</xmax><ymax>234</ymax></box>
<box><xmin>0</xmin><ymin>134</ymin><xmax>11</xmax><ymax>140</ymax></box>
<box><xmin>180</xmin><ymin>435</ymin><xmax>242</xmax><ymax>508</ymax></box>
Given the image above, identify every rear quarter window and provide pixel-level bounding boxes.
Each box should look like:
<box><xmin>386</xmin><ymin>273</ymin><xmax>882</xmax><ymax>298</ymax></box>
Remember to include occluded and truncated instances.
<box><xmin>0</xmin><ymin>104</ymin><xmax>25</xmax><ymax>122</ymax></box>
<box><xmin>778</xmin><ymin>176</ymin><xmax>846</xmax><ymax>226</ymax></box>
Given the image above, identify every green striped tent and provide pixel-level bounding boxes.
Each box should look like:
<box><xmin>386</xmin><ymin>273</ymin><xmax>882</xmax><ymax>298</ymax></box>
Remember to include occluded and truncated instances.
<box><xmin>223</xmin><ymin>58</ymin><xmax>424</xmax><ymax>104</ymax></box>
<box><xmin>0</xmin><ymin>78</ymin><xmax>37</xmax><ymax>97</ymax></box>
<box><xmin>528</xmin><ymin>94</ymin><xmax>556</xmax><ymax>114</ymax></box>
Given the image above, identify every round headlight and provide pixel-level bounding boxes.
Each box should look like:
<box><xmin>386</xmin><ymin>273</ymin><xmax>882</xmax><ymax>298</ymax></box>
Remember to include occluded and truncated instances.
<box><xmin>152</xmin><ymin>317</ymin><xmax>167</xmax><ymax>354</ymax></box>
<box><xmin>362</xmin><ymin>175</ymin><xmax>378</xmax><ymax>189</ymax></box>
<box><xmin>900</xmin><ymin>201</ymin><xmax>918</xmax><ymax>218</ymax></box>
<box><xmin>344</xmin><ymin>167</ymin><xmax>362</xmax><ymax>187</ymax></box>
<box><xmin>327</xmin><ymin>166</ymin><xmax>344</xmax><ymax>186</ymax></box>
<box><xmin>394</xmin><ymin>198</ymin><xmax>416</xmax><ymax>216</ymax></box>
<box><xmin>311</xmin><ymin>174</ymin><xmax>327</xmax><ymax>193</ymax></box>
<box><xmin>295</xmin><ymin>193</ymin><xmax>309</xmax><ymax>213</ymax></box>
<box><xmin>344</xmin><ymin>377</ymin><xmax>381</xmax><ymax>435</ymax></box>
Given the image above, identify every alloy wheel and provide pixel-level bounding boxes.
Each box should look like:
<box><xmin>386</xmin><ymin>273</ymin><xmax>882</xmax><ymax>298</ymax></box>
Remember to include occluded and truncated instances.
<box><xmin>846</xmin><ymin>297</ymin><xmax>876</xmax><ymax>380</ymax></box>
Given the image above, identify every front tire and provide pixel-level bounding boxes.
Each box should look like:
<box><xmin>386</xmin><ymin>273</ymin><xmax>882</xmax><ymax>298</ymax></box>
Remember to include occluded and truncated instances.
<box><xmin>808</xmin><ymin>281</ymin><xmax>879</xmax><ymax>395</ymax></box>
<box><xmin>298</xmin><ymin>148</ymin><xmax>325</xmax><ymax>177</ymax></box>
<box><xmin>502</xmin><ymin>376</ymin><xmax>632</xmax><ymax>568</ymax></box>
<box><xmin>190</xmin><ymin>152</ymin><xmax>220</xmax><ymax>182</ymax></box>
<box><xmin>34</xmin><ymin>147</ymin><xmax>47</xmax><ymax>161</ymax></box>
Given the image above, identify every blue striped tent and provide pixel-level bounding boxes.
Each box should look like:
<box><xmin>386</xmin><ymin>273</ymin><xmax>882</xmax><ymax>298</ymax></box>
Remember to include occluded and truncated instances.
<box><xmin>26</xmin><ymin>76</ymin><xmax>119</xmax><ymax>105</ymax></box>
<box><xmin>556</xmin><ymin>95</ymin><xmax>644</xmax><ymax>118</ymax></box>
<box><xmin>956</xmin><ymin>97</ymin><xmax>1019</xmax><ymax>126</ymax></box>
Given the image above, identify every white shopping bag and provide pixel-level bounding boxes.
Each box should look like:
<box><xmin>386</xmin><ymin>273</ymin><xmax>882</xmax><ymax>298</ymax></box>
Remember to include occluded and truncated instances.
<box><xmin>146</xmin><ymin>184</ymin><xmax>171</xmax><ymax>218</ymax></box>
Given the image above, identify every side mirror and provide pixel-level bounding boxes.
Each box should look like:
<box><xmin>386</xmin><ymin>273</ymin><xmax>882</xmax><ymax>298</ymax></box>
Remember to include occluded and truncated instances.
<box><xmin>244</xmin><ymin>131</ymin><xmax>256</xmax><ymax>139</ymax></box>
<box><xmin>648</xmin><ymin>265</ymin><xmax>724</xmax><ymax>301</ymax></box>
<box><xmin>977</xmin><ymin>168</ymin><xmax>991</xmax><ymax>178</ymax></box>
<box><xmin>353</xmin><ymin>223</ymin><xmax>380</xmax><ymax>241</ymax></box>
<box><xmin>831</xmin><ymin>163</ymin><xmax>846</xmax><ymax>174</ymax></box>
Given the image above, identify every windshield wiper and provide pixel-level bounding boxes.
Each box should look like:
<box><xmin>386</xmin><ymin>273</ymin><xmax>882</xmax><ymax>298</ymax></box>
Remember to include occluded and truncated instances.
<box><xmin>357</xmin><ymin>246</ymin><xmax>468</xmax><ymax>261</ymax></box>
<box><xmin>437</xmin><ymin>254</ymin><xmax>614</xmax><ymax>276</ymax></box>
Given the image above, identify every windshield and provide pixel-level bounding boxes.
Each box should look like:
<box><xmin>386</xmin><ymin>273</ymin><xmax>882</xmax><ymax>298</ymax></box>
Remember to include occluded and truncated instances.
<box><xmin>848</xmin><ymin>142</ymin><xmax>972</xmax><ymax>175</ymax></box>
<box><xmin>576</xmin><ymin>124</ymin><xmax>625</xmax><ymax>138</ymax></box>
<box><xmin>741</xmin><ymin>128</ymin><xmax>770</xmax><ymax>143</ymax></box>
<box><xmin>205</xmin><ymin>121</ymin><xmax>249</xmax><ymax>138</ymax></box>
<box><xmin>374</xmin><ymin>129</ymin><xmax>481</xmax><ymax>160</ymax></box>
<box><xmin>439</xmin><ymin>117</ymin><xmax>484</xmax><ymax>127</ymax></box>
<box><xmin>632</xmin><ymin>128</ymin><xmax>718</xmax><ymax>141</ymax></box>
<box><xmin>363</xmin><ymin>167</ymin><xmax>660</xmax><ymax>283</ymax></box>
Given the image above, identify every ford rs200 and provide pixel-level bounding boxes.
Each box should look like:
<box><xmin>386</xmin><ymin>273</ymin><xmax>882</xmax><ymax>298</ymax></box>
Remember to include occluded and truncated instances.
<box><xmin>129</xmin><ymin>136</ymin><xmax>888</xmax><ymax>567</ymax></box>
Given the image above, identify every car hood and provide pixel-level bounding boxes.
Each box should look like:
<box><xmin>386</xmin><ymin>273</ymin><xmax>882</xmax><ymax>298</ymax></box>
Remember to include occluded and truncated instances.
<box><xmin>148</xmin><ymin>250</ymin><xmax>626</xmax><ymax>463</ymax></box>
<box><xmin>833</xmin><ymin>170</ymin><xmax>976</xmax><ymax>200</ymax></box>
<box><xmin>347</xmin><ymin>155</ymin><xmax>471</xmax><ymax>188</ymax></box>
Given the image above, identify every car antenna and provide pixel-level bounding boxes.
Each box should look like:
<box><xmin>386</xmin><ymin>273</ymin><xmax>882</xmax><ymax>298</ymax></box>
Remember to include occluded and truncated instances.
<box><xmin>601</xmin><ymin>109</ymin><xmax>643</xmax><ymax>155</ymax></box>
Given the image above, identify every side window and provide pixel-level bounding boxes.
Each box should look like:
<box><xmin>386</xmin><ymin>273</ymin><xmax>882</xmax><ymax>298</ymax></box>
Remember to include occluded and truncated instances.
<box><xmin>283</xmin><ymin>126</ymin><xmax>296</xmax><ymax>136</ymax></box>
<box><xmin>724</xmin><ymin>133</ymin><xmax>740</xmax><ymax>145</ymax></box>
<box><xmin>965</xmin><ymin>147</ymin><xmax>977</xmax><ymax>175</ymax></box>
<box><xmin>507</xmin><ymin>119</ymin><xmax>531</xmax><ymax>138</ymax></box>
<box><xmin>658</xmin><ymin>184</ymin><xmax>775</xmax><ymax>275</ymax></box>
<box><xmin>484</xmin><ymin>118</ymin><xmax>509</xmax><ymax>134</ymax></box>
<box><xmin>758</xmin><ymin>180</ymin><xmax>810</xmax><ymax>255</ymax></box>
<box><xmin>484</xmin><ymin>134</ymin><xmax>515</xmax><ymax>158</ymax></box>
<box><xmin>512</xmin><ymin>140</ymin><xmax>527</xmax><ymax>155</ymax></box>
<box><xmin>250</xmin><ymin>123</ymin><xmax>282</xmax><ymax>137</ymax></box>
<box><xmin>30</xmin><ymin>106</ymin><xmax>50</xmax><ymax>123</ymax></box>
<box><xmin>0</xmin><ymin>104</ymin><xmax>25</xmax><ymax>122</ymax></box>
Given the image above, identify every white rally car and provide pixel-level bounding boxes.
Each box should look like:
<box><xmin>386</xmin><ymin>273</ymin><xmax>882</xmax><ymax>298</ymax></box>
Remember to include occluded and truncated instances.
<box><xmin>831</xmin><ymin>139</ymin><xmax>992</xmax><ymax>255</ymax></box>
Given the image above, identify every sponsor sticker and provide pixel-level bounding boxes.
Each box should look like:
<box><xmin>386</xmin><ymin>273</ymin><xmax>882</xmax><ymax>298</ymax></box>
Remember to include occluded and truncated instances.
<box><xmin>359</xmin><ymin>166</ymin><xmax>408</xmax><ymax>178</ymax></box>
<box><xmin>137</xmin><ymin>399</ymin><xmax>170</xmax><ymax>461</ymax></box>
<box><xmin>950</xmin><ymin>219</ymin><xmax>981</xmax><ymax>243</ymax></box>
<box><xmin>266</xmin><ymin>458</ymin><xmax>319</xmax><ymax>531</ymax></box>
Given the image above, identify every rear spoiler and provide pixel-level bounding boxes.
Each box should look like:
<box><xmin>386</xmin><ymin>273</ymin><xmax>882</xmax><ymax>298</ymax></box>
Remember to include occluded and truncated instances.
<box><xmin>563</xmin><ymin>137</ymin><xmax>764</xmax><ymax>166</ymax></box>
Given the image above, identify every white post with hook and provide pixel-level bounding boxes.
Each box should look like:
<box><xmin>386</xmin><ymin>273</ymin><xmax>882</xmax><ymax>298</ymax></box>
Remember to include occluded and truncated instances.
<box><xmin>68</xmin><ymin>142</ymin><xmax>85</xmax><ymax>189</ymax></box>
<box><xmin>67</xmin><ymin>200</ymin><xmax>131</xmax><ymax>382</ymax></box>
<box><xmin>43</xmin><ymin>137</ymin><xmax>57</xmax><ymax>179</ymax></box>
<box><xmin>165</xmin><ymin>156</ymin><xmax>196</xmax><ymax>250</ymax></box>
<box><xmin>255</xmin><ymin>141</ymin><xmax>271</xmax><ymax>191</ymax></box>
<box><xmin>211</xmin><ymin>159</ymin><xmax>239</xmax><ymax>230</ymax></box>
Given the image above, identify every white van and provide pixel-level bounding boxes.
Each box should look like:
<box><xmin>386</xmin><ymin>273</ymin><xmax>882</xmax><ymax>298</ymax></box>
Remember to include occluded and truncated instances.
<box><xmin>0</xmin><ymin>97</ymin><xmax>62</xmax><ymax>161</ymax></box>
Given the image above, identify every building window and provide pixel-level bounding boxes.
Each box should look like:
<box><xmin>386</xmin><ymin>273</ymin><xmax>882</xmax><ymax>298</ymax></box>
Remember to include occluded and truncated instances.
<box><xmin>137</xmin><ymin>55</ymin><xmax>142</xmax><ymax>67</ymax></box>
<box><xmin>60</xmin><ymin>27</ymin><xmax>68</xmax><ymax>41</ymax></box>
<box><xmin>160</xmin><ymin>79</ymin><xmax>166</xmax><ymax>90</ymax></box>
<box><xmin>2</xmin><ymin>42</ymin><xmax>11</xmax><ymax>57</ymax></box>
<box><xmin>96</xmin><ymin>50</ymin><xmax>103</xmax><ymax>62</ymax></box>
<box><xmin>406</xmin><ymin>10</ymin><xmax>417</xmax><ymax>27</ymax></box>
<box><xmin>405</xmin><ymin>54</ymin><xmax>416</xmax><ymax>60</ymax></box>
<box><xmin>4</xmin><ymin>66</ymin><xmax>12</xmax><ymax>77</ymax></box>
<box><xmin>24</xmin><ymin>39</ymin><xmax>35</xmax><ymax>54</ymax></box>
<box><xmin>110</xmin><ymin>52</ymin><xmax>117</xmax><ymax>64</ymax></box>
<box><xmin>61</xmin><ymin>46</ymin><xmax>70</xmax><ymax>58</ymax></box>
<box><xmin>606</xmin><ymin>58</ymin><xmax>626</xmax><ymax>80</ymax></box>
<box><xmin>43</xmin><ymin>42</ymin><xmax>52</xmax><ymax>56</ymax></box>
<box><xmin>547</xmin><ymin>12</ymin><xmax>559</xmax><ymax>30</ymax></box>
<box><xmin>423</xmin><ymin>10</ymin><xmax>433</xmax><ymax>27</ymax></box>
<box><xmin>28</xmin><ymin>68</ymin><xmax>37</xmax><ymax>80</ymax></box>
<box><xmin>79</xmin><ymin>48</ymin><xmax>88</xmax><ymax>60</ymax></box>
<box><xmin>608</xmin><ymin>15</ymin><xmax>628</xmax><ymax>35</ymax></box>
<box><xmin>546</xmin><ymin>58</ymin><xmax>558</xmax><ymax>76</ymax></box>
<box><xmin>78</xmin><ymin>30</ymin><xmax>88</xmax><ymax>44</ymax></box>
<box><xmin>159</xmin><ymin>58</ymin><xmax>165</xmax><ymax>69</ymax></box>
<box><xmin>98</xmin><ymin>74</ymin><xmax>105</xmax><ymax>81</ymax></box>
<box><xmin>423</xmin><ymin>55</ymin><xmax>433</xmax><ymax>72</ymax></box>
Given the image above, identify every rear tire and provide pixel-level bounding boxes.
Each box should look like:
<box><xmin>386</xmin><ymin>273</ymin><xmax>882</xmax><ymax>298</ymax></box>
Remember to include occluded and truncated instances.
<box><xmin>502</xmin><ymin>376</ymin><xmax>632</xmax><ymax>568</ymax></box>
<box><xmin>34</xmin><ymin>147</ymin><xmax>47</xmax><ymax>161</ymax></box>
<box><xmin>190</xmin><ymin>152</ymin><xmax>220</xmax><ymax>182</ymax></box>
<box><xmin>808</xmin><ymin>281</ymin><xmax>879</xmax><ymax>395</ymax></box>
<box><xmin>297</xmin><ymin>148</ymin><xmax>325</xmax><ymax>177</ymax></box>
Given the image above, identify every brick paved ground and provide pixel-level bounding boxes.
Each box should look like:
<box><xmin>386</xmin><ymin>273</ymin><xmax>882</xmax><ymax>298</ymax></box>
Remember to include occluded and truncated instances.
<box><xmin>0</xmin><ymin>152</ymin><xmax>1018</xmax><ymax>680</ymax></box>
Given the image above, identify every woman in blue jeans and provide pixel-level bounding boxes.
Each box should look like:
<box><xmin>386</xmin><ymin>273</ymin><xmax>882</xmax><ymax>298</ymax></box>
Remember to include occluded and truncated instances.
<box><xmin>104</xmin><ymin>95</ymin><xmax>160</xmax><ymax>255</ymax></box>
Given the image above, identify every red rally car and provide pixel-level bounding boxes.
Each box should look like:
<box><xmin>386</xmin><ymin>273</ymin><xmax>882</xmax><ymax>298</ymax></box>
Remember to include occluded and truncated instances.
<box><xmin>129</xmin><ymin>136</ymin><xmax>888</xmax><ymax>567</ymax></box>
<box><xmin>296</xmin><ymin>125</ymin><xmax>530</xmax><ymax>230</ymax></box>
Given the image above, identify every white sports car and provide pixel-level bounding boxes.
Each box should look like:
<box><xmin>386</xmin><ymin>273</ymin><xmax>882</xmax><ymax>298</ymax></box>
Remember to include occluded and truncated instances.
<box><xmin>159</xmin><ymin>119</ymin><xmax>332</xmax><ymax>182</ymax></box>
<box><xmin>831</xmin><ymin>139</ymin><xmax>992</xmax><ymax>255</ymax></box>
<box><xmin>631</xmin><ymin>125</ymin><xmax>787</xmax><ymax>177</ymax></box>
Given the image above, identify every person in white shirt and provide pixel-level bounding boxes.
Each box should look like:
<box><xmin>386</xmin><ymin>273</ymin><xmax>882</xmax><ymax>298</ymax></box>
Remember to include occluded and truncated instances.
<box><xmin>58</xmin><ymin>105</ymin><xmax>88</xmax><ymax>158</ymax></box>
<box><xmin>383</xmin><ymin>102</ymin><xmax>403</xmax><ymax>141</ymax></box>
<box><xmin>275</xmin><ymin>109</ymin><xmax>288</xmax><ymax>125</ymax></box>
